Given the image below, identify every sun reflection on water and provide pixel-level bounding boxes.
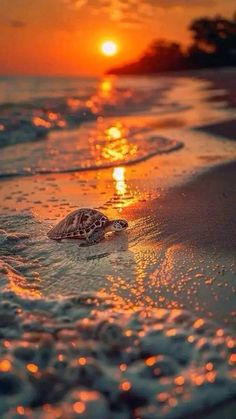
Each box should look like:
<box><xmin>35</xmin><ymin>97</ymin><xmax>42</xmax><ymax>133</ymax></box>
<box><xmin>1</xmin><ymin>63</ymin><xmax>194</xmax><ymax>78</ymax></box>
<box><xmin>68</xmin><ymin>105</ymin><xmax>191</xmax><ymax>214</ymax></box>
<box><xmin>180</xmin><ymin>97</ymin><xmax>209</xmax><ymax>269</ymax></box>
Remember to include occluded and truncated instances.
<box><xmin>90</xmin><ymin>121</ymin><xmax>138</xmax><ymax>165</ymax></box>
<box><xmin>113</xmin><ymin>167</ymin><xmax>127</xmax><ymax>196</ymax></box>
<box><xmin>2</xmin><ymin>261</ymin><xmax>42</xmax><ymax>299</ymax></box>
<box><xmin>106</xmin><ymin>125</ymin><xmax>123</xmax><ymax>140</ymax></box>
<box><xmin>101</xmin><ymin>124</ymin><xmax>137</xmax><ymax>162</ymax></box>
<box><xmin>99</xmin><ymin>78</ymin><xmax>114</xmax><ymax>98</ymax></box>
<box><xmin>32</xmin><ymin>116</ymin><xmax>51</xmax><ymax>129</ymax></box>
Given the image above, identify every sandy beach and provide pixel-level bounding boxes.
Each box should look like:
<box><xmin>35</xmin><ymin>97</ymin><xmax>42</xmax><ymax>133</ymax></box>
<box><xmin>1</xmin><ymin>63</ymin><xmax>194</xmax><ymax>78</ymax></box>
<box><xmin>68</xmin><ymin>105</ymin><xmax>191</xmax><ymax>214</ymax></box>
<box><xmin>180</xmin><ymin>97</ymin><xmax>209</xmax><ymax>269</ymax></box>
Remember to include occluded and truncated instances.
<box><xmin>0</xmin><ymin>69</ymin><xmax>236</xmax><ymax>418</ymax></box>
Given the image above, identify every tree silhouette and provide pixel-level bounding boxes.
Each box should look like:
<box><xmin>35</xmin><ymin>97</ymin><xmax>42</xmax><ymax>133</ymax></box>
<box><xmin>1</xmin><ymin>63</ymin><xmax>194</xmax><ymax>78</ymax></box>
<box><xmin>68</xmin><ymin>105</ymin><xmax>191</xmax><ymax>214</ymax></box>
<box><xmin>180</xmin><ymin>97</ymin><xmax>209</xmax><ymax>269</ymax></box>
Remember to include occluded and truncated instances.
<box><xmin>189</xmin><ymin>17</ymin><xmax>236</xmax><ymax>55</ymax></box>
<box><xmin>107</xmin><ymin>14</ymin><xmax>236</xmax><ymax>74</ymax></box>
<box><xmin>142</xmin><ymin>40</ymin><xmax>184</xmax><ymax>71</ymax></box>
<box><xmin>188</xmin><ymin>16</ymin><xmax>236</xmax><ymax>69</ymax></box>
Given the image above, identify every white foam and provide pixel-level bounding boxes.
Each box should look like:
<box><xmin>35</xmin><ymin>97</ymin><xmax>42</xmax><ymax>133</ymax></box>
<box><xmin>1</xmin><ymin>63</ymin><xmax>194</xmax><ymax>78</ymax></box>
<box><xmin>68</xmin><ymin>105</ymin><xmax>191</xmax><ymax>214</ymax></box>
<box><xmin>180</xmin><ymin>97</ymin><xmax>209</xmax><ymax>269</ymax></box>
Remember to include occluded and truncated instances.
<box><xmin>0</xmin><ymin>290</ymin><xmax>235</xmax><ymax>417</ymax></box>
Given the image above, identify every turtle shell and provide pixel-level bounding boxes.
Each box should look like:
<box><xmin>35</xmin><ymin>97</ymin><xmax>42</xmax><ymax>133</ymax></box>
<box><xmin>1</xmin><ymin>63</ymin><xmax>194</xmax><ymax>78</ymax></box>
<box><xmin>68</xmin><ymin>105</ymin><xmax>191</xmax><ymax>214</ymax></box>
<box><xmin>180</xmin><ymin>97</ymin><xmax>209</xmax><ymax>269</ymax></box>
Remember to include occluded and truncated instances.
<box><xmin>47</xmin><ymin>208</ymin><xmax>109</xmax><ymax>240</ymax></box>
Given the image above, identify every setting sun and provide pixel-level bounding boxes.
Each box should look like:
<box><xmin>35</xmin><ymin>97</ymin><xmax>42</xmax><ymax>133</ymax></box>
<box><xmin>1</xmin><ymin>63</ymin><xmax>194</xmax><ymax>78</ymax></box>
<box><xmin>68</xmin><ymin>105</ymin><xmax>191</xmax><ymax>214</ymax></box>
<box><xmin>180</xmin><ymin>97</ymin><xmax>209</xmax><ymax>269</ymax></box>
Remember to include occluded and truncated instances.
<box><xmin>101</xmin><ymin>41</ymin><xmax>118</xmax><ymax>57</ymax></box>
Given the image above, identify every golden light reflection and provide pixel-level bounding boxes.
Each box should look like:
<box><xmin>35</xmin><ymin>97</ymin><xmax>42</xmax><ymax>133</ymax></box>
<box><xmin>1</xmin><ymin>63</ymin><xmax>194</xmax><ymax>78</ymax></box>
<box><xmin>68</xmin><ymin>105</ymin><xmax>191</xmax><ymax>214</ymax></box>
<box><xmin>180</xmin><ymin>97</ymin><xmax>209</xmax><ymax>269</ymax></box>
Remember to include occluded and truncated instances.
<box><xmin>90</xmin><ymin>121</ymin><xmax>138</xmax><ymax>167</ymax></box>
<box><xmin>48</xmin><ymin>112</ymin><xmax>58</xmax><ymax>121</ymax></box>
<box><xmin>205</xmin><ymin>362</ymin><xmax>214</xmax><ymax>371</ymax></box>
<box><xmin>9</xmin><ymin>281</ymin><xmax>41</xmax><ymax>299</ymax></box>
<box><xmin>193</xmin><ymin>374</ymin><xmax>205</xmax><ymax>386</ymax></box>
<box><xmin>120</xmin><ymin>380</ymin><xmax>132</xmax><ymax>391</ymax></box>
<box><xmin>101</xmin><ymin>79</ymin><xmax>112</xmax><ymax>92</ymax></box>
<box><xmin>174</xmin><ymin>376</ymin><xmax>185</xmax><ymax>386</ymax></box>
<box><xmin>73</xmin><ymin>401</ymin><xmax>86</xmax><ymax>414</ymax></box>
<box><xmin>67</xmin><ymin>97</ymin><xmax>81</xmax><ymax>111</ymax></box>
<box><xmin>99</xmin><ymin>78</ymin><xmax>114</xmax><ymax>99</ymax></box>
<box><xmin>227</xmin><ymin>338</ymin><xmax>235</xmax><ymax>349</ymax></box>
<box><xmin>77</xmin><ymin>357</ymin><xmax>87</xmax><ymax>366</ymax></box>
<box><xmin>157</xmin><ymin>392</ymin><xmax>169</xmax><ymax>403</ymax></box>
<box><xmin>32</xmin><ymin>116</ymin><xmax>51</xmax><ymax>128</ymax></box>
<box><xmin>0</xmin><ymin>359</ymin><xmax>11</xmax><ymax>372</ymax></box>
<box><xmin>119</xmin><ymin>363</ymin><xmax>127</xmax><ymax>372</ymax></box>
<box><xmin>26</xmin><ymin>363</ymin><xmax>39</xmax><ymax>374</ymax></box>
<box><xmin>102</xmin><ymin>125</ymin><xmax>137</xmax><ymax>161</ymax></box>
<box><xmin>113</xmin><ymin>167</ymin><xmax>127</xmax><ymax>196</ymax></box>
<box><xmin>216</xmin><ymin>328</ymin><xmax>224</xmax><ymax>337</ymax></box>
<box><xmin>229</xmin><ymin>354</ymin><xmax>236</xmax><ymax>365</ymax></box>
<box><xmin>113</xmin><ymin>166</ymin><xmax>125</xmax><ymax>182</ymax></box>
<box><xmin>145</xmin><ymin>356</ymin><xmax>157</xmax><ymax>367</ymax></box>
<box><xmin>4</xmin><ymin>263</ymin><xmax>42</xmax><ymax>299</ymax></box>
<box><xmin>16</xmin><ymin>406</ymin><xmax>25</xmax><ymax>415</ymax></box>
<box><xmin>193</xmin><ymin>318</ymin><xmax>205</xmax><ymax>329</ymax></box>
<box><xmin>106</xmin><ymin>126</ymin><xmax>122</xmax><ymax>140</ymax></box>
<box><xmin>206</xmin><ymin>371</ymin><xmax>216</xmax><ymax>383</ymax></box>
<box><xmin>80</xmin><ymin>391</ymin><xmax>99</xmax><ymax>402</ymax></box>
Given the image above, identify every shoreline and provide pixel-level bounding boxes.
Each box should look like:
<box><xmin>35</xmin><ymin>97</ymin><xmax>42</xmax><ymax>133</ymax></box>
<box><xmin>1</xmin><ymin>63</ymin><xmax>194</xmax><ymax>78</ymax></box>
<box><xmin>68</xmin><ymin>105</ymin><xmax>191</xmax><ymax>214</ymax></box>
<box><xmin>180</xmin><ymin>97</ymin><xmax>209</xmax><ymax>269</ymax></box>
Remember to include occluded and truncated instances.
<box><xmin>105</xmin><ymin>66</ymin><xmax>236</xmax><ymax>85</ymax></box>
<box><xmin>1</xmin><ymin>147</ymin><xmax>236</xmax><ymax>326</ymax></box>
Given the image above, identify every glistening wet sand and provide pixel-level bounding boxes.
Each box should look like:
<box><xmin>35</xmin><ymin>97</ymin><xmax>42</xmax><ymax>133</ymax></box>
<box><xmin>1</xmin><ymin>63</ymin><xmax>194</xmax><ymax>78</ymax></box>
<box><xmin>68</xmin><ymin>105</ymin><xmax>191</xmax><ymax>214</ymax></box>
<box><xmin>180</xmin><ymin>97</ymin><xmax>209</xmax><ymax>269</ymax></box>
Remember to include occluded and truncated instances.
<box><xmin>0</xmin><ymin>129</ymin><xmax>236</xmax><ymax>327</ymax></box>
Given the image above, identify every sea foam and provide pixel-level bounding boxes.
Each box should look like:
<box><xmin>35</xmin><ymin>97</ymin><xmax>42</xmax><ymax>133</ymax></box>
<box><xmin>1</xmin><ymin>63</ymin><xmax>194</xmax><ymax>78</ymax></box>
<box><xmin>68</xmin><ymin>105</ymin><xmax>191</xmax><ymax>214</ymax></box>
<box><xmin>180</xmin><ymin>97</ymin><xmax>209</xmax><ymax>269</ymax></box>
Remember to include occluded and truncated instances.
<box><xmin>0</xmin><ymin>123</ymin><xmax>182</xmax><ymax>178</ymax></box>
<box><xmin>0</xmin><ymin>290</ymin><xmax>235</xmax><ymax>418</ymax></box>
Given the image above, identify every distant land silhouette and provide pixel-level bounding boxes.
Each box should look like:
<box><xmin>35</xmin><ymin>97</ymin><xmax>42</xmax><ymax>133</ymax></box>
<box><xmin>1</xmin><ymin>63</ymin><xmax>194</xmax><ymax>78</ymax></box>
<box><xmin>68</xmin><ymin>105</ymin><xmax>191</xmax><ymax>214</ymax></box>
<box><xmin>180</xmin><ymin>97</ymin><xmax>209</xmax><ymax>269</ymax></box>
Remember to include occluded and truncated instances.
<box><xmin>107</xmin><ymin>14</ymin><xmax>236</xmax><ymax>75</ymax></box>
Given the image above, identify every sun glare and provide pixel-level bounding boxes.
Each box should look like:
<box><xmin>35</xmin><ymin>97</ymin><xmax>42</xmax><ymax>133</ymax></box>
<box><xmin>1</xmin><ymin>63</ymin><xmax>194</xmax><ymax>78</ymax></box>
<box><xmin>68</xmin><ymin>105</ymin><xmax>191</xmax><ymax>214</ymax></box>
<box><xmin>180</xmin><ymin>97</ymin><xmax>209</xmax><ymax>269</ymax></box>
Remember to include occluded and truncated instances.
<box><xmin>101</xmin><ymin>41</ymin><xmax>118</xmax><ymax>57</ymax></box>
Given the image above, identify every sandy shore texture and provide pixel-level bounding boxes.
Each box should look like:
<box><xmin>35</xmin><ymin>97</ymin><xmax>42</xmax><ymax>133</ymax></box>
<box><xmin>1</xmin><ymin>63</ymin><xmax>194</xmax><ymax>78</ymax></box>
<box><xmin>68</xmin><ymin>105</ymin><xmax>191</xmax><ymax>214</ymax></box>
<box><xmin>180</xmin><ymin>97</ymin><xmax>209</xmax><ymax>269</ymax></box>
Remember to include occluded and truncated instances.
<box><xmin>0</xmin><ymin>69</ymin><xmax>236</xmax><ymax>418</ymax></box>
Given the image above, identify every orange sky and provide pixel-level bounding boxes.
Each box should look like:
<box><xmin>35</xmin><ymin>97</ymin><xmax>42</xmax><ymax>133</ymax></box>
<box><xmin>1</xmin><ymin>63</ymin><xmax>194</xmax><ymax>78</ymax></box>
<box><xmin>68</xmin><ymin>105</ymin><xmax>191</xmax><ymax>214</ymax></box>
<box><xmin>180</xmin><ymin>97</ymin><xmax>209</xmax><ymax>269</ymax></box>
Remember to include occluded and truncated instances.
<box><xmin>0</xmin><ymin>0</ymin><xmax>235</xmax><ymax>76</ymax></box>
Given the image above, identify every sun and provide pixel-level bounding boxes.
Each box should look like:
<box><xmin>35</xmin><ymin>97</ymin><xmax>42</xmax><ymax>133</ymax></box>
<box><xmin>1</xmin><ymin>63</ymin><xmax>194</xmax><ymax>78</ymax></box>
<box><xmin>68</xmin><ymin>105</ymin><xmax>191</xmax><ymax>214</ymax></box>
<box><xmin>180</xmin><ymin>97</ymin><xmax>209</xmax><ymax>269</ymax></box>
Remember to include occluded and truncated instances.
<box><xmin>101</xmin><ymin>40</ymin><xmax>118</xmax><ymax>57</ymax></box>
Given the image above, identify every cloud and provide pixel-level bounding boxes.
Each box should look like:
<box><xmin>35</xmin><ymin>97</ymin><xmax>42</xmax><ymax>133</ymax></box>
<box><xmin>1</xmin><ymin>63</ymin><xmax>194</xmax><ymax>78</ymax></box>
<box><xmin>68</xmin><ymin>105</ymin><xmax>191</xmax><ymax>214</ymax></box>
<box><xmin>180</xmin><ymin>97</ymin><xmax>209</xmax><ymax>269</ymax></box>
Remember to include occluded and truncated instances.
<box><xmin>62</xmin><ymin>0</ymin><xmax>88</xmax><ymax>9</ymax></box>
<box><xmin>65</xmin><ymin>0</ymin><xmax>218</xmax><ymax>25</ymax></box>
<box><xmin>60</xmin><ymin>0</ymin><xmax>231</xmax><ymax>29</ymax></box>
<box><xmin>148</xmin><ymin>0</ymin><xmax>215</xmax><ymax>8</ymax></box>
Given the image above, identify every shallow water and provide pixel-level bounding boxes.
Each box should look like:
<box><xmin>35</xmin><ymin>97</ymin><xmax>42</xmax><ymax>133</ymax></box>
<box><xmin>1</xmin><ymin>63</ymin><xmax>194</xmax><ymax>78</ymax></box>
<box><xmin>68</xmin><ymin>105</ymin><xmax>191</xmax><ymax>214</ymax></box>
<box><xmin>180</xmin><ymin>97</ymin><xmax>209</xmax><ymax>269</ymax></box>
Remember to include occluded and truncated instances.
<box><xmin>0</xmin><ymin>75</ymin><xmax>182</xmax><ymax>148</ymax></box>
<box><xmin>0</xmin><ymin>123</ymin><xmax>182</xmax><ymax>178</ymax></box>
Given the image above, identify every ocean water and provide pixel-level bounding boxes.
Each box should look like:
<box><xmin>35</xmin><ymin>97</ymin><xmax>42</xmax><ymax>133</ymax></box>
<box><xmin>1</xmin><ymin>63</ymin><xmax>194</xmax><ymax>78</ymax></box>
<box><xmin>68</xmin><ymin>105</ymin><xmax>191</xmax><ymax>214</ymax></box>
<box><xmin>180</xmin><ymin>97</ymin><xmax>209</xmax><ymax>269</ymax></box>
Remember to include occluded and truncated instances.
<box><xmin>0</xmin><ymin>75</ymin><xmax>185</xmax><ymax>177</ymax></box>
<box><xmin>0</xmin><ymin>74</ymin><xmax>236</xmax><ymax>418</ymax></box>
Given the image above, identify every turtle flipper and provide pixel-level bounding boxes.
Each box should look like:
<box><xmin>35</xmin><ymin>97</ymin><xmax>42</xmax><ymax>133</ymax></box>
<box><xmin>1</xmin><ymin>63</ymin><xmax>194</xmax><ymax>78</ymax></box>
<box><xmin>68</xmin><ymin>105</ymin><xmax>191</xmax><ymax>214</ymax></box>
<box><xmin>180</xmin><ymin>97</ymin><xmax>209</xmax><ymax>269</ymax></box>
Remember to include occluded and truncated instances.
<box><xmin>80</xmin><ymin>229</ymin><xmax>104</xmax><ymax>247</ymax></box>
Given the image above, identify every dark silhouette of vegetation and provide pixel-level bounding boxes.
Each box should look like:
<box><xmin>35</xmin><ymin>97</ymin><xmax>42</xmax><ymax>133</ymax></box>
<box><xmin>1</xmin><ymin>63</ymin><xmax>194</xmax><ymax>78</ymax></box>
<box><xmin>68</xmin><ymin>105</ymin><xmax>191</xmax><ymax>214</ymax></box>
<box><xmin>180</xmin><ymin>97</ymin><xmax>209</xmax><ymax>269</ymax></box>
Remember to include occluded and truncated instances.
<box><xmin>107</xmin><ymin>14</ymin><xmax>236</xmax><ymax>74</ymax></box>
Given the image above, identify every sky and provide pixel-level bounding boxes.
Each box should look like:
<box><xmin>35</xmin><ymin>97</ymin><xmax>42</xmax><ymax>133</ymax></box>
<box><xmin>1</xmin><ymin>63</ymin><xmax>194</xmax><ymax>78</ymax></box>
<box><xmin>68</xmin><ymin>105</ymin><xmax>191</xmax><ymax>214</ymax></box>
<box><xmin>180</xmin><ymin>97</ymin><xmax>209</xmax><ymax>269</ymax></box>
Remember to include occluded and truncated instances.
<box><xmin>0</xmin><ymin>0</ymin><xmax>235</xmax><ymax>76</ymax></box>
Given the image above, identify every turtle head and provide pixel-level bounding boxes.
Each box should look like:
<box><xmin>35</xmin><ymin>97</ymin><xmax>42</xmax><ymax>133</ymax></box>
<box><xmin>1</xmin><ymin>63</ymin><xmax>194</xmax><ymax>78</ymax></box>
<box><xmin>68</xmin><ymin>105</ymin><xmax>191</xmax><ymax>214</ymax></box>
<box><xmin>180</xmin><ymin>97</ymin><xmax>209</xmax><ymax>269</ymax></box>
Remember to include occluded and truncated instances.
<box><xmin>109</xmin><ymin>219</ymin><xmax>128</xmax><ymax>232</ymax></box>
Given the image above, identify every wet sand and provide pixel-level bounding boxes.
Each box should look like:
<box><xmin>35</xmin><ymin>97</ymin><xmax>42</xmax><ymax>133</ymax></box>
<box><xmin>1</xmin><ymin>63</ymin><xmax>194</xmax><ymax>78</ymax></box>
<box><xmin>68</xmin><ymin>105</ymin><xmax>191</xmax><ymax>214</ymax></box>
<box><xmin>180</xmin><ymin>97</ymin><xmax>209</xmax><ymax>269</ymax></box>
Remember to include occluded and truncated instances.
<box><xmin>194</xmin><ymin>67</ymin><xmax>236</xmax><ymax>140</ymax></box>
<box><xmin>123</xmin><ymin>160</ymin><xmax>236</xmax><ymax>327</ymax></box>
<box><xmin>197</xmin><ymin>119</ymin><xmax>236</xmax><ymax>141</ymax></box>
<box><xmin>198</xmin><ymin>67</ymin><xmax>236</xmax><ymax>109</ymax></box>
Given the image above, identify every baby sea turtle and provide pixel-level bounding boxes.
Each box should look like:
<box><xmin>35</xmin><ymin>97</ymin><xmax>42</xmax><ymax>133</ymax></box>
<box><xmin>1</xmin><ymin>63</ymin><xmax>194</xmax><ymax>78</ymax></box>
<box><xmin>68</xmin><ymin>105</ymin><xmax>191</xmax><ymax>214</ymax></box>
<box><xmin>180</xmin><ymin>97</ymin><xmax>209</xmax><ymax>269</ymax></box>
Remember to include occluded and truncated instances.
<box><xmin>47</xmin><ymin>208</ymin><xmax>128</xmax><ymax>245</ymax></box>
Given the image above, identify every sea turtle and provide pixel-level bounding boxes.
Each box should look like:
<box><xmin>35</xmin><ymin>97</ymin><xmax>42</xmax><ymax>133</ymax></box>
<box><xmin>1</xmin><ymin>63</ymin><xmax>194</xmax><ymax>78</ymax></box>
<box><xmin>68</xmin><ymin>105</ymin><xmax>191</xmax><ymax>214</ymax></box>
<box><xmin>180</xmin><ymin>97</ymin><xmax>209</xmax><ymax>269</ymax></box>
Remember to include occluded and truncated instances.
<box><xmin>47</xmin><ymin>208</ymin><xmax>128</xmax><ymax>245</ymax></box>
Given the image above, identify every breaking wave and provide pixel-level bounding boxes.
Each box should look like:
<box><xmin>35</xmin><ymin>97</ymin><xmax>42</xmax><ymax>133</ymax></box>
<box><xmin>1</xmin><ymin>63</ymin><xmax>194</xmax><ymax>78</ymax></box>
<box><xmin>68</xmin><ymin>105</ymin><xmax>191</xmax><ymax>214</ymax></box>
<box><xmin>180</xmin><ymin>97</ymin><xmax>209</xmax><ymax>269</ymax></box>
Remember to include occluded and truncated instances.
<box><xmin>0</xmin><ymin>123</ymin><xmax>182</xmax><ymax>178</ymax></box>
